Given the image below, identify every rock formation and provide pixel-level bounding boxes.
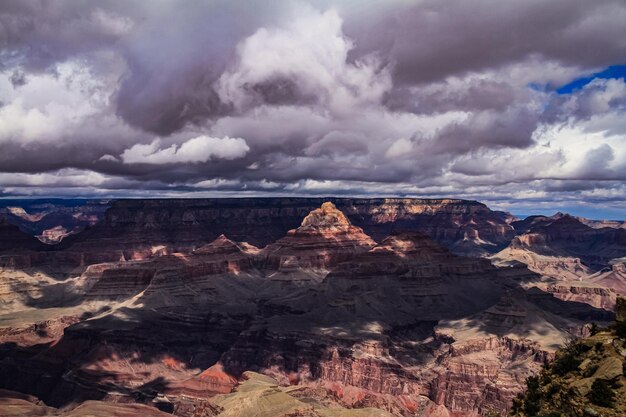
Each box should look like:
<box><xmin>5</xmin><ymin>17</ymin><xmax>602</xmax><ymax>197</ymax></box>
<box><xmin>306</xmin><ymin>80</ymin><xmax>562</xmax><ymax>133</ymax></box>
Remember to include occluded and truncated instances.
<box><xmin>212</xmin><ymin>372</ymin><xmax>394</xmax><ymax>417</ymax></box>
<box><xmin>0</xmin><ymin>200</ymin><xmax>620</xmax><ymax>417</ymax></box>
<box><xmin>0</xmin><ymin>389</ymin><xmax>174</xmax><ymax>417</ymax></box>
<box><xmin>504</xmin><ymin>215</ymin><xmax>626</xmax><ymax>270</ymax></box>
<box><xmin>511</xmin><ymin>299</ymin><xmax>626</xmax><ymax>417</ymax></box>
<box><xmin>513</xmin><ymin>212</ymin><xmax>626</xmax><ymax>234</ymax></box>
<box><xmin>260</xmin><ymin>202</ymin><xmax>376</xmax><ymax>276</ymax></box>
<box><xmin>492</xmin><ymin>214</ymin><xmax>626</xmax><ymax>316</ymax></box>
<box><xmin>56</xmin><ymin>198</ymin><xmax>515</xmax><ymax>259</ymax></box>
<box><xmin>0</xmin><ymin>199</ymin><xmax>109</xmax><ymax>244</ymax></box>
<box><xmin>0</xmin><ymin>218</ymin><xmax>42</xmax><ymax>253</ymax></box>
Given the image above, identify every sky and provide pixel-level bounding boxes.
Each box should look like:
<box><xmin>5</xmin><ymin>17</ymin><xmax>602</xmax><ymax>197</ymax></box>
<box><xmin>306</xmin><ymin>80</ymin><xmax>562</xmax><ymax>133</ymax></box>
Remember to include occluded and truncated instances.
<box><xmin>0</xmin><ymin>0</ymin><xmax>625</xmax><ymax>219</ymax></box>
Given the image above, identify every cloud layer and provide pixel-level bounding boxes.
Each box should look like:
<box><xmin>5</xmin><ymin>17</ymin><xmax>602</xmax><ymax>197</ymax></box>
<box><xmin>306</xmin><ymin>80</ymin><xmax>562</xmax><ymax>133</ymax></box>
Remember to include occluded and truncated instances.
<box><xmin>1</xmin><ymin>0</ymin><xmax>625</xmax><ymax>218</ymax></box>
<box><xmin>120</xmin><ymin>136</ymin><xmax>250</xmax><ymax>164</ymax></box>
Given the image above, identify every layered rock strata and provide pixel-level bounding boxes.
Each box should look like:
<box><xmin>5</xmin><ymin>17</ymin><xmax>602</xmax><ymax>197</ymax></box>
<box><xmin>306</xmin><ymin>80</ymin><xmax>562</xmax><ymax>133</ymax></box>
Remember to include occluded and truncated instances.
<box><xmin>260</xmin><ymin>202</ymin><xmax>376</xmax><ymax>275</ymax></box>
<box><xmin>58</xmin><ymin>198</ymin><xmax>516</xmax><ymax>258</ymax></box>
<box><xmin>0</xmin><ymin>201</ymin><xmax>615</xmax><ymax>417</ymax></box>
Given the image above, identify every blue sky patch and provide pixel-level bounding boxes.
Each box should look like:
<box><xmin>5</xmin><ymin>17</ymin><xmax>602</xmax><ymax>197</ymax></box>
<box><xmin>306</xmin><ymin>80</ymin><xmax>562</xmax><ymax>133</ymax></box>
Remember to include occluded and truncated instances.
<box><xmin>556</xmin><ymin>64</ymin><xmax>626</xmax><ymax>94</ymax></box>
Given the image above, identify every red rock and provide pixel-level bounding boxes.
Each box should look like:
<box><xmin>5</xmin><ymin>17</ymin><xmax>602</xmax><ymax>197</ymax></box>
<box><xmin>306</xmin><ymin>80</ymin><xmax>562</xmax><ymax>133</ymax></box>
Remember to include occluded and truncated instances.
<box><xmin>509</xmin><ymin>215</ymin><xmax>626</xmax><ymax>269</ymax></box>
<box><xmin>57</xmin><ymin>198</ymin><xmax>515</xmax><ymax>259</ymax></box>
<box><xmin>0</xmin><ymin>218</ymin><xmax>41</xmax><ymax>253</ymax></box>
<box><xmin>1</xmin><ymin>199</ymin><xmax>618</xmax><ymax>417</ymax></box>
<box><xmin>260</xmin><ymin>202</ymin><xmax>376</xmax><ymax>272</ymax></box>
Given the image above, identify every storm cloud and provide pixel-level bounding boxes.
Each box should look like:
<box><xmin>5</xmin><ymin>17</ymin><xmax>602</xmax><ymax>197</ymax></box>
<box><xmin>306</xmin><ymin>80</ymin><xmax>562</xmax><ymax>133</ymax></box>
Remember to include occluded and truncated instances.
<box><xmin>0</xmin><ymin>0</ymin><xmax>625</xmax><ymax>218</ymax></box>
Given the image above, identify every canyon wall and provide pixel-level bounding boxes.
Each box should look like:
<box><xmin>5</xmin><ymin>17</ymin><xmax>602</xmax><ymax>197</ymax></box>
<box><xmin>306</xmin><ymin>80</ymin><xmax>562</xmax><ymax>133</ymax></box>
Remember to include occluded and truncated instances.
<box><xmin>0</xmin><ymin>200</ymin><xmax>619</xmax><ymax>417</ymax></box>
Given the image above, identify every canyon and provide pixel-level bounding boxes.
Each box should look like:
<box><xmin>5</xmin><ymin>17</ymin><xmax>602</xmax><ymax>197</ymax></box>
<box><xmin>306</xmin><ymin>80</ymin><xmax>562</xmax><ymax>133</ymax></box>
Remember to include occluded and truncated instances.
<box><xmin>0</xmin><ymin>198</ymin><xmax>624</xmax><ymax>417</ymax></box>
<box><xmin>0</xmin><ymin>199</ymin><xmax>109</xmax><ymax>244</ymax></box>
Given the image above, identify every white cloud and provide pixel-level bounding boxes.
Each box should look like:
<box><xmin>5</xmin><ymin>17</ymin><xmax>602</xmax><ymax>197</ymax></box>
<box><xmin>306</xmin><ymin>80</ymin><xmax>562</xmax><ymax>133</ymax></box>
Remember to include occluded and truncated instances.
<box><xmin>99</xmin><ymin>154</ymin><xmax>119</xmax><ymax>162</ymax></box>
<box><xmin>90</xmin><ymin>8</ymin><xmax>134</xmax><ymax>36</ymax></box>
<box><xmin>0</xmin><ymin>62</ymin><xmax>108</xmax><ymax>143</ymax></box>
<box><xmin>537</xmin><ymin>121</ymin><xmax>626</xmax><ymax>180</ymax></box>
<box><xmin>192</xmin><ymin>178</ymin><xmax>241</xmax><ymax>189</ymax></box>
<box><xmin>120</xmin><ymin>135</ymin><xmax>250</xmax><ymax>164</ymax></box>
<box><xmin>385</xmin><ymin>138</ymin><xmax>413</xmax><ymax>159</ymax></box>
<box><xmin>216</xmin><ymin>5</ymin><xmax>391</xmax><ymax>114</ymax></box>
<box><xmin>0</xmin><ymin>169</ymin><xmax>108</xmax><ymax>187</ymax></box>
<box><xmin>557</xmin><ymin>78</ymin><xmax>626</xmax><ymax>120</ymax></box>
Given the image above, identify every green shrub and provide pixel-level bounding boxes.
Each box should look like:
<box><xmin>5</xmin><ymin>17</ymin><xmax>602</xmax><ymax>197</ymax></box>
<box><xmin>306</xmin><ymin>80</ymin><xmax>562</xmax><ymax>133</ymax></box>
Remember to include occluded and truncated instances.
<box><xmin>511</xmin><ymin>393</ymin><xmax>524</xmax><ymax>415</ymax></box>
<box><xmin>589</xmin><ymin>379</ymin><xmax>615</xmax><ymax>408</ymax></box>
<box><xmin>552</xmin><ymin>352</ymin><xmax>582</xmax><ymax>376</ymax></box>
<box><xmin>552</xmin><ymin>340</ymin><xmax>587</xmax><ymax>376</ymax></box>
<box><xmin>614</xmin><ymin>320</ymin><xmax>626</xmax><ymax>338</ymax></box>
<box><xmin>523</xmin><ymin>375</ymin><xmax>542</xmax><ymax>415</ymax></box>
<box><xmin>541</xmin><ymin>372</ymin><xmax>552</xmax><ymax>385</ymax></box>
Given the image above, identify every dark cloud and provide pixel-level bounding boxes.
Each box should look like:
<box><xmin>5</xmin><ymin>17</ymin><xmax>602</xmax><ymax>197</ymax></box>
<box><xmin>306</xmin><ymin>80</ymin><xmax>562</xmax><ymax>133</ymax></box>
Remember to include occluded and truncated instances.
<box><xmin>345</xmin><ymin>0</ymin><xmax>626</xmax><ymax>85</ymax></box>
<box><xmin>384</xmin><ymin>79</ymin><xmax>524</xmax><ymax>114</ymax></box>
<box><xmin>544</xmin><ymin>78</ymin><xmax>626</xmax><ymax>124</ymax></box>
<box><xmin>304</xmin><ymin>131</ymin><xmax>369</xmax><ymax>157</ymax></box>
<box><xmin>424</xmin><ymin>107</ymin><xmax>540</xmax><ymax>155</ymax></box>
<box><xmin>248</xmin><ymin>77</ymin><xmax>320</xmax><ymax>106</ymax></box>
<box><xmin>0</xmin><ymin>0</ymin><xmax>625</xmax><ymax>218</ymax></box>
<box><xmin>8</xmin><ymin>69</ymin><xmax>26</xmax><ymax>87</ymax></box>
<box><xmin>0</xmin><ymin>0</ymin><xmax>138</xmax><ymax>70</ymax></box>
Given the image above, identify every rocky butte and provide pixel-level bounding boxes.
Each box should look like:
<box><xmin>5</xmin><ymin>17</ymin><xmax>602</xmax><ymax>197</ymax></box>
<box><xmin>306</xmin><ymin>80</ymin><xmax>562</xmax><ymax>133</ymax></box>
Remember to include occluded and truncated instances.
<box><xmin>511</xmin><ymin>296</ymin><xmax>626</xmax><ymax>417</ymax></box>
<box><xmin>0</xmin><ymin>198</ymin><xmax>623</xmax><ymax>417</ymax></box>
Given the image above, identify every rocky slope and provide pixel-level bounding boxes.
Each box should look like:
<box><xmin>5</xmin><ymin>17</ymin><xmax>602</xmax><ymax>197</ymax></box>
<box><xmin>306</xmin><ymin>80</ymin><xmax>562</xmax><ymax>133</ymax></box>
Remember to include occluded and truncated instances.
<box><xmin>260</xmin><ymin>202</ymin><xmax>376</xmax><ymax>277</ymax></box>
<box><xmin>217</xmin><ymin>223</ymin><xmax>603</xmax><ymax>416</ymax></box>
<box><xmin>510</xmin><ymin>298</ymin><xmax>626</xmax><ymax>417</ymax></box>
<box><xmin>0</xmin><ymin>219</ymin><xmax>42</xmax><ymax>253</ymax></box>
<box><xmin>212</xmin><ymin>372</ymin><xmax>394</xmax><ymax>417</ymax></box>
<box><xmin>0</xmin><ymin>197</ymin><xmax>516</xmax><ymax>276</ymax></box>
<box><xmin>0</xmin><ymin>199</ymin><xmax>109</xmax><ymax>244</ymax></box>
<box><xmin>492</xmin><ymin>214</ymin><xmax>626</xmax><ymax>317</ymax></box>
<box><xmin>513</xmin><ymin>212</ymin><xmax>626</xmax><ymax>234</ymax></box>
<box><xmin>503</xmin><ymin>215</ymin><xmax>626</xmax><ymax>270</ymax></box>
<box><xmin>56</xmin><ymin>197</ymin><xmax>515</xmax><ymax>258</ymax></box>
<box><xmin>0</xmin><ymin>219</ymin><xmax>43</xmax><ymax>271</ymax></box>
<box><xmin>0</xmin><ymin>389</ymin><xmax>174</xmax><ymax>417</ymax></box>
<box><xmin>0</xmin><ymin>201</ymin><xmax>617</xmax><ymax>417</ymax></box>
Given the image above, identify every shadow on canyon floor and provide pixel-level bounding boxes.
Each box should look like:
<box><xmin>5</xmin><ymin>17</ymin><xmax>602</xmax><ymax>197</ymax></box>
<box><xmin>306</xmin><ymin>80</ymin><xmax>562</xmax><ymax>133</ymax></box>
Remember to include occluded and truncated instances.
<box><xmin>0</xmin><ymin>248</ymin><xmax>616</xmax><ymax>409</ymax></box>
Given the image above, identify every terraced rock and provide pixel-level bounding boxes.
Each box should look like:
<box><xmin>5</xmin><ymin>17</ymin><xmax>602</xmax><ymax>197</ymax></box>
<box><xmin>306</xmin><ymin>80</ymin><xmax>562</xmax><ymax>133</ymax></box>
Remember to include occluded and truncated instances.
<box><xmin>0</xmin><ymin>201</ymin><xmax>617</xmax><ymax>417</ymax></box>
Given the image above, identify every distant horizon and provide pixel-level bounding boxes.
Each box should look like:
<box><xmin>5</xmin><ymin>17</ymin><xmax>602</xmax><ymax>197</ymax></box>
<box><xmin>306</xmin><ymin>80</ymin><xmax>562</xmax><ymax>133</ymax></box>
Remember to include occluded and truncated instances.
<box><xmin>1</xmin><ymin>194</ymin><xmax>623</xmax><ymax>221</ymax></box>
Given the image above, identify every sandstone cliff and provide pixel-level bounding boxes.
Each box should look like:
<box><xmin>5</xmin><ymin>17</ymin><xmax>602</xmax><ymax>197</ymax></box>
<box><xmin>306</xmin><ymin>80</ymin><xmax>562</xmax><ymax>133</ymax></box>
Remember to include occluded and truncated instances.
<box><xmin>0</xmin><ymin>201</ymin><xmax>615</xmax><ymax>417</ymax></box>
<box><xmin>505</xmin><ymin>215</ymin><xmax>626</xmax><ymax>270</ymax></box>
<box><xmin>57</xmin><ymin>198</ymin><xmax>515</xmax><ymax>258</ymax></box>
<box><xmin>260</xmin><ymin>202</ymin><xmax>376</xmax><ymax>276</ymax></box>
